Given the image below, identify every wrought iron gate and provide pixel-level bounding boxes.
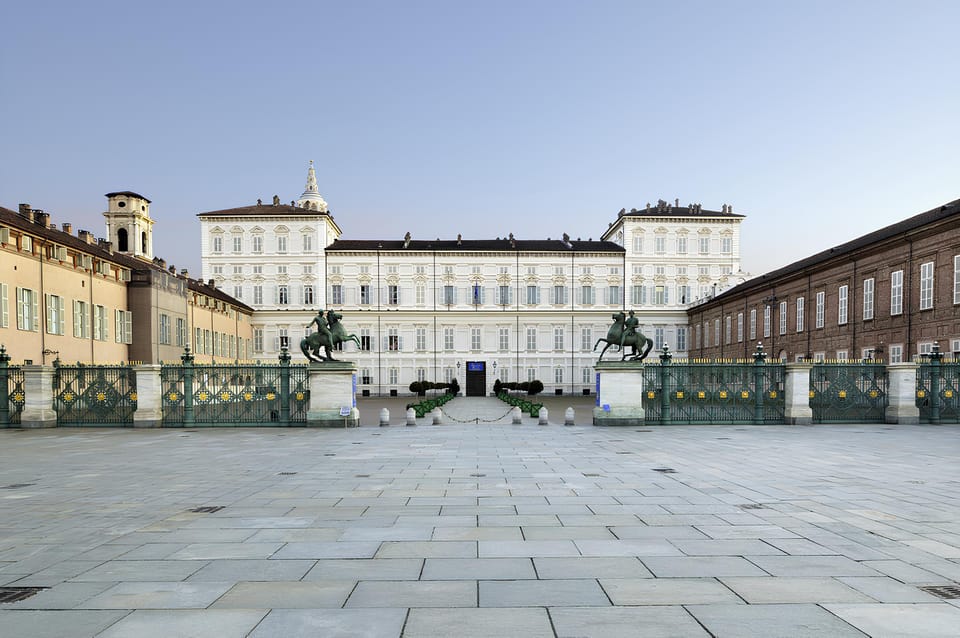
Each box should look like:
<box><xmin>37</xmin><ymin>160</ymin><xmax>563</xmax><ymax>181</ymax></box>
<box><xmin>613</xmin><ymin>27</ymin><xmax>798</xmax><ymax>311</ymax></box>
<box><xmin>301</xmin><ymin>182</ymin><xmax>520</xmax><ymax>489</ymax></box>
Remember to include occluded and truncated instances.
<box><xmin>810</xmin><ymin>362</ymin><xmax>887</xmax><ymax>423</ymax></box>
<box><xmin>54</xmin><ymin>364</ymin><xmax>137</xmax><ymax>426</ymax></box>
<box><xmin>0</xmin><ymin>346</ymin><xmax>24</xmax><ymax>426</ymax></box>
<box><xmin>917</xmin><ymin>359</ymin><xmax>959</xmax><ymax>424</ymax></box>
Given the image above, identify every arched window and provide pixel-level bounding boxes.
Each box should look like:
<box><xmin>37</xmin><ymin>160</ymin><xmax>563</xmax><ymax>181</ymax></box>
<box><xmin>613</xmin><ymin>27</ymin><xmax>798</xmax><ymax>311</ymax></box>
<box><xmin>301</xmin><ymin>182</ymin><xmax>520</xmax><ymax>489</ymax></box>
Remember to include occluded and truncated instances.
<box><xmin>117</xmin><ymin>228</ymin><xmax>128</xmax><ymax>252</ymax></box>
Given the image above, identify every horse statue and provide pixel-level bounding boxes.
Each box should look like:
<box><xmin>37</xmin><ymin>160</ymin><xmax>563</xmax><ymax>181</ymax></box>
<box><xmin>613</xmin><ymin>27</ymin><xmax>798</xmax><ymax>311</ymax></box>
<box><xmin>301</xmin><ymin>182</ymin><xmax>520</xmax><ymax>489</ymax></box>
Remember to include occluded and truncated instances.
<box><xmin>593</xmin><ymin>310</ymin><xmax>654</xmax><ymax>362</ymax></box>
<box><xmin>300</xmin><ymin>309</ymin><xmax>362</xmax><ymax>362</ymax></box>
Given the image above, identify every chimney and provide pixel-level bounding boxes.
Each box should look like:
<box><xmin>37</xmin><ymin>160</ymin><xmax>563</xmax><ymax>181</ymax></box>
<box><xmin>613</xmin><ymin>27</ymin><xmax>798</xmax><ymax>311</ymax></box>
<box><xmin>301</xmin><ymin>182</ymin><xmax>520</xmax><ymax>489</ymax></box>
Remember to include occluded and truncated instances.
<box><xmin>62</xmin><ymin>223</ymin><xmax>72</xmax><ymax>235</ymax></box>
<box><xmin>35</xmin><ymin>211</ymin><xmax>50</xmax><ymax>228</ymax></box>
<box><xmin>158</xmin><ymin>258</ymin><xmax>166</xmax><ymax>269</ymax></box>
<box><xmin>18</xmin><ymin>204</ymin><xmax>35</xmax><ymax>222</ymax></box>
<box><xmin>78</xmin><ymin>230</ymin><xmax>95</xmax><ymax>244</ymax></box>
<box><xmin>97</xmin><ymin>238</ymin><xmax>114</xmax><ymax>254</ymax></box>
<box><xmin>180</xmin><ymin>268</ymin><xmax>189</xmax><ymax>278</ymax></box>
<box><xmin>169</xmin><ymin>265</ymin><xmax>176</xmax><ymax>273</ymax></box>
<box><xmin>208</xmin><ymin>278</ymin><xmax>215</xmax><ymax>287</ymax></box>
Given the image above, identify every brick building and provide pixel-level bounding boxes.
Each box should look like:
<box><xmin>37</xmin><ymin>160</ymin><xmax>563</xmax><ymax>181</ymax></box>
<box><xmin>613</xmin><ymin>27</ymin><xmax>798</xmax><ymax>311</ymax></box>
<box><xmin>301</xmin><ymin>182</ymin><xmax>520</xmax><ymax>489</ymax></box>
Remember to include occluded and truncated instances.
<box><xmin>686</xmin><ymin>198</ymin><xmax>960</xmax><ymax>362</ymax></box>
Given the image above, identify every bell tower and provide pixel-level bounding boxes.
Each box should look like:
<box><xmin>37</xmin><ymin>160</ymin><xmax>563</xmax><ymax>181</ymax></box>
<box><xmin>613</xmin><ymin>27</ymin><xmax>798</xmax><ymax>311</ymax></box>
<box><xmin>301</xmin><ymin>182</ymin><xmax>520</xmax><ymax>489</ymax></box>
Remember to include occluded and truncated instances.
<box><xmin>103</xmin><ymin>191</ymin><xmax>154</xmax><ymax>260</ymax></box>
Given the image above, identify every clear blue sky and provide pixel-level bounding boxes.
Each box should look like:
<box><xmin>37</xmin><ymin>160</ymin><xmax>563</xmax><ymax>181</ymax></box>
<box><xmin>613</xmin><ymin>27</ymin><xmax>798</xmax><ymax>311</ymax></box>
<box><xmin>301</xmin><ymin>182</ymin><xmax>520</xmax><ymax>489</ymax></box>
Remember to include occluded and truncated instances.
<box><xmin>2</xmin><ymin>1</ymin><xmax>958</xmax><ymax>277</ymax></box>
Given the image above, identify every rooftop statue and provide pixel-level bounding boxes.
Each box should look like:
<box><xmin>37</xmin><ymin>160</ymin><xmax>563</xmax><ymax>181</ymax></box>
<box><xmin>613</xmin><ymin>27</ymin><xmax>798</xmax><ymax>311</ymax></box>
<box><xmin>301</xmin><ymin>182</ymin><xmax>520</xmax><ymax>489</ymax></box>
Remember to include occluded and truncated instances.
<box><xmin>594</xmin><ymin>310</ymin><xmax>654</xmax><ymax>362</ymax></box>
<box><xmin>301</xmin><ymin>309</ymin><xmax>361</xmax><ymax>362</ymax></box>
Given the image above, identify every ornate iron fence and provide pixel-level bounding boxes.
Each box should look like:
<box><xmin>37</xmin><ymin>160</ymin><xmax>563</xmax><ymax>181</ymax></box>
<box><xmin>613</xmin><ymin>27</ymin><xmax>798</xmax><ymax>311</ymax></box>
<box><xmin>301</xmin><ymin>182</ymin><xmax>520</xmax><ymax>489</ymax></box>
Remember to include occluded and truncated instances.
<box><xmin>0</xmin><ymin>346</ymin><xmax>24</xmax><ymax>426</ymax></box>
<box><xmin>917</xmin><ymin>358</ymin><xmax>960</xmax><ymax>424</ymax></box>
<box><xmin>161</xmin><ymin>348</ymin><xmax>305</xmax><ymax>426</ymax></box>
<box><xmin>642</xmin><ymin>355</ymin><xmax>785</xmax><ymax>424</ymax></box>
<box><xmin>54</xmin><ymin>364</ymin><xmax>137</xmax><ymax>426</ymax></box>
<box><xmin>810</xmin><ymin>362</ymin><xmax>887</xmax><ymax>423</ymax></box>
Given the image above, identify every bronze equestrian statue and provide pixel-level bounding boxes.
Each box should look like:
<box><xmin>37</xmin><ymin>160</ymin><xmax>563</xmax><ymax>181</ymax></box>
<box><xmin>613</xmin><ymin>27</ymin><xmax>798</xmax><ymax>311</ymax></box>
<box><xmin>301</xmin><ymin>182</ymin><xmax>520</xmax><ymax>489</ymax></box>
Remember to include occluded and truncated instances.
<box><xmin>300</xmin><ymin>309</ymin><xmax>362</xmax><ymax>362</ymax></box>
<box><xmin>593</xmin><ymin>310</ymin><xmax>654</xmax><ymax>362</ymax></box>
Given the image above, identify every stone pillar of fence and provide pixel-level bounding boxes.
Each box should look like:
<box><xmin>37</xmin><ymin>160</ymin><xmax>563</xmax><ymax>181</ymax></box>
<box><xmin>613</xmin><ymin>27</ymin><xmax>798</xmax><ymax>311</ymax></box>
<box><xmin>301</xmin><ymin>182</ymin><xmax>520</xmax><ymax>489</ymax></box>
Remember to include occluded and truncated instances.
<box><xmin>306</xmin><ymin>361</ymin><xmax>359</xmax><ymax>427</ymax></box>
<box><xmin>133</xmin><ymin>364</ymin><xmax>163</xmax><ymax>428</ymax></box>
<box><xmin>885</xmin><ymin>362</ymin><xmax>920</xmax><ymax>424</ymax></box>
<box><xmin>20</xmin><ymin>365</ymin><xmax>56</xmax><ymax>428</ymax></box>
<box><xmin>593</xmin><ymin>361</ymin><xmax>644</xmax><ymax>426</ymax></box>
<box><xmin>783</xmin><ymin>362</ymin><xmax>813</xmax><ymax>425</ymax></box>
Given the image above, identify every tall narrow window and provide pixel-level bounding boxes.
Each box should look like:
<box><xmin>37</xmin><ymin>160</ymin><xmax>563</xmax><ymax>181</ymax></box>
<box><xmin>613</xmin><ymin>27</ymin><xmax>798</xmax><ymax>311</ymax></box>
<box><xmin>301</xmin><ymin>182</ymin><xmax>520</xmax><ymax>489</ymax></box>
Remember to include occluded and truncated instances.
<box><xmin>816</xmin><ymin>291</ymin><xmax>825</xmax><ymax>328</ymax></box>
<box><xmin>862</xmin><ymin>278</ymin><xmax>874</xmax><ymax>320</ymax></box>
<box><xmin>737</xmin><ymin>312</ymin><xmax>744</xmax><ymax>342</ymax></box>
<box><xmin>838</xmin><ymin>285</ymin><xmax>848</xmax><ymax>324</ymax></box>
<box><xmin>526</xmin><ymin>327</ymin><xmax>537</xmax><ymax>351</ymax></box>
<box><xmin>444</xmin><ymin>327</ymin><xmax>454</xmax><ymax>351</ymax></box>
<box><xmin>45</xmin><ymin>294</ymin><xmax>65</xmax><ymax>335</ymax></box>
<box><xmin>676</xmin><ymin>326</ymin><xmax>687</xmax><ymax>351</ymax></box>
<box><xmin>890</xmin><ymin>270</ymin><xmax>903</xmax><ymax>315</ymax></box>
<box><xmin>277</xmin><ymin>236</ymin><xmax>287</xmax><ymax>254</ymax></box>
<box><xmin>331</xmin><ymin>285</ymin><xmax>342</xmax><ymax>305</ymax></box>
<box><xmin>553</xmin><ymin>326</ymin><xmax>564</xmax><ymax>350</ymax></box>
<box><xmin>778</xmin><ymin>301</ymin><xmax>787</xmax><ymax>335</ymax></box>
<box><xmin>580</xmin><ymin>327</ymin><xmax>592</xmax><ymax>351</ymax></box>
<box><xmin>763</xmin><ymin>306</ymin><xmax>771</xmax><ymax>338</ymax></box>
<box><xmin>954</xmin><ymin>256</ymin><xmax>960</xmax><ymax>305</ymax></box>
<box><xmin>725</xmin><ymin>316</ymin><xmax>732</xmax><ymax>344</ymax></box>
<box><xmin>388</xmin><ymin>285</ymin><xmax>399</xmax><ymax>305</ymax></box>
<box><xmin>796</xmin><ymin>297</ymin><xmax>804</xmax><ymax>332</ymax></box>
<box><xmin>360</xmin><ymin>285</ymin><xmax>371</xmax><ymax>305</ymax></box>
<box><xmin>471</xmin><ymin>327</ymin><xmax>481</xmax><ymax>350</ymax></box>
<box><xmin>499</xmin><ymin>327</ymin><xmax>510</xmax><ymax>351</ymax></box>
<box><xmin>749</xmin><ymin>309</ymin><xmax>756</xmax><ymax>340</ymax></box>
<box><xmin>415</xmin><ymin>327</ymin><xmax>426</xmax><ymax>351</ymax></box>
<box><xmin>919</xmin><ymin>262</ymin><xmax>934</xmax><ymax>310</ymax></box>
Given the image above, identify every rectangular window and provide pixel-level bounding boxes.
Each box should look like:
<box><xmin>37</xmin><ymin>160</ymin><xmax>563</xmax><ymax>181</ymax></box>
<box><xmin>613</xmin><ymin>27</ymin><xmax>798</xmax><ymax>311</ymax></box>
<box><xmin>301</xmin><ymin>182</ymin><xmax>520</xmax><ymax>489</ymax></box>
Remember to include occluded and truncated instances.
<box><xmin>749</xmin><ymin>308</ymin><xmax>756</xmax><ymax>340</ymax></box>
<box><xmin>252</xmin><ymin>327</ymin><xmax>263</xmax><ymax>353</ymax></box>
<box><xmin>703</xmin><ymin>322</ymin><xmax>709</xmax><ymax>348</ymax></box>
<box><xmin>582</xmin><ymin>367</ymin><xmax>592</xmax><ymax>384</ymax></box>
<box><xmin>388</xmin><ymin>367</ymin><xmax>398</xmax><ymax>385</ymax></box>
<box><xmin>176</xmin><ymin>317</ymin><xmax>186</xmax><ymax>347</ymax></box>
<box><xmin>415</xmin><ymin>327</ymin><xmax>427</xmax><ymax>351</ymax></box>
<box><xmin>838</xmin><ymin>285</ymin><xmax>848</xmax><ymax>325</ymax></box>
<box><xmin>444</xmin><ymin>327</ymin><xmax>454</xmax><ymax>351</ymax></box>
<box><xmin>527</xmin><ymin>368</ymin><xmax>536</xmax><ymax>382</ymax></box>
<box><xmin>816</xmin><ymin>291</ymin><xmax>825</xmax><ymax>328</ymax></box>
<box><xmin>891</xmin><ymin>270</ymin><xmax>903</xmax><ymax>315</ymax></box>
<box><xmin>94</xmin><ymin>305</ymin><xmax>108</xmax><ymax>341</ymax></box>
<box><xmin>445</xmin><ymin>285</ymin><xmax>456</xmax><ymax>305</ymax></box>
<box><xmin>695</xmin><ymin>324</ymin><xmax>701</xmax><ymax>349</ymax></box>
<box><xmin>73</xmin><ymin>300</ymin><xmax>89</xmax><ymax>338</ymax></box>
<box><xmin>472</xmin><ymin>284</ymin><xmax>483</xmax><ymax>305</ymax></box>
<box><xmin>631</xmin><ymin>285</ymin><xmax>646</xmax><ymax>306</ymax></box>
<box><xmin>632</xmin><ymin>236</ymin><xmax>643</xmax><ymax>253</ymax></box>
<box><xmin>360</xmin><ymin>285</ymin><xmax>371</xmax><ymax>305</ymax></box>
<box><xmin>676</xmin><ymin>236</ymin><xmax>687</xmax><ymax>254</ymax></box>
<box><xmin>0</xmin><ymin>283</ymin><xmax>7</xmax><ymax>328</ymax></box>
<box><xmin>331</xmin><ymin>285</ymin><xmax>342</xmax><ymax>305</ymax></box>
<box><xmin>608</xmin><ymin>285</ymin><xmax>621</xmax><ymax>305</ymax></box>
<box><xmin>655</xmin><ymin>326</ymin><xmax>665</xmax><ymax>349</ymax></box>
<box><xmin>779</xmin><ymin>300</ymin><xmax>787</xmax><ymax>335</ymax></box>
<box><xmin>44</xmin><ymin>294</ymin><xmax>65</xmax><ymax>335</ymax></box>
<box><xmin>416</xmin><ymin>284</ymin><xmax>426</xmax><ymax>305</ymax></box>
<box><xmin>796</xmin><ymin>297</ymin><xmax>804</xmax><ymax>332</ymax></box>
<box><xmin>699</xmin><ymin>237</ymin><xmax>710</xmax><ymax>254</ymax></box>
<box><xmin>277</xmin><ymin>236</ymin><xmax>287</xmax><ymax>253</ymax></box>
<box><xmin>554</xmin><ymin>367</ymin><xmax>563</xmax><ymax>384</ymax></box>
<box><xmin>525</xmin><ymin>285</ymin><xmax>538</xmax><ymax>305</ymax></box>
<box><xmin>159</xmin><ymin>313</ymin><xmax>171</xmax><ymax>345</ymax></box>
<box><xmin>580</xmin><ymin>327</ymin><xmax>592</xmax><ymax>351</ymax></box>
<box><xmin>253</xmin><ymin>285</ymin><xmax>263</xmax><ymax>305</ymax></box>
<box><xmin>278</xmin><ymin>328</ymin><xmax>289</xmax><ymax>350</ymax></box>
<box><xmin>575</xmin><ymin>284</ymin><xmax>592</xmax><ymax>306</ymax></box>
<box><xmin>955</xmin><ymin>256</ymin><xmax>960</xmax><ymax>305</ymax></box>
<box><xmin>836</xmin><ymin>350</ymin><xmax>848</xmax><ymax>361</ymax></box>
<box><xmin>676</xmin><ymin>326</ymin><xmax>687</xmax><ymax>351</ymax></box>
<box><xmin>360</xmin><ymin>328</ymin><xmax>371</xmax><ymax>351</ymax></box>
<box><xmin>919</xmin><ymin>261</ymin><xmax>934</xmax><ymax>310</ymax></box>
<box><xmin>212</xmin><ymin>236</ymin><xmax>223</xmax><ymax>253</ymax></box>
<box><xmin>278</xmin><ymin>285</ymin><xmax>289</xmax><ymax>305</ymax></box>
<box><xmin>232</xmin><ymin>236</ymin><xmax>242</xmax><ymax>253</ymax></box>
<box><xmin>302</xmin><ymin>234</ymin><xmax>312</xmax><ymax>252</ymax></box>
<box><xmin>714</xmin><ymin>319</ymin><xmax>720</xmax><ymax>345</ymax></box>
<box><xmin>526</xmin><ymin>327</ymin><xmax>537</xmax><ymax>351</ymax></box>
<box><xmin>654</xmin><ymin>236</ymin><xmax>666</xmax><ymax>254</ymax></box>
<box><xmin>388</xmin><ymin>285</ymin><xmax>399</xmax><ymax>305</ymax></box>
<box><xmin>721</xmin><ymin>237</ymin><xmax>732</xmax><ymax>254</ymax></box>
<box><xmin>387</xmin><ymin>328</ymin><xmax>399</xmax><ymax>351</ymax></box>
<box><xmin>725</xmin><ymin>316</ymin><xmax>732</xmax><ymax>344</ymax></box>
<box><xmin>303</xmin><ymin>285</ymin><xmax>315</xmax><ymax>305</ymax></box>
<box><xmin>498</xmin><ymin>285</ymin><xmax>511</xmax><ymax>305</ymax></box>
<box><xmin>889</xmin><ymin>344</ymin><xmax>903</xmax><ymax>364</ymax></box>
<box><xmin>552</xmin><ymin>285</ymin><xmax>566</xmax><ymax>305</ymax></box>
<box><xmin>862</xmin><ymin>278</ymin><xmax>874</xmax><ymax>320</ymax></box>
<box><xmin>471</xmin><ymin>327</ymin><xmax>481</xmax><ymax>350</ymax></box>
<box><xmin>763</xmin><ymin>306</ymin><xmax>771</xmax><ymax>338</ymax></box>
<box><xmin>233</xmin><ymin>285</ymin><xmax>242</xmax><ymax>299</ymax></box>
<box><xmin>499</xmin><ymin>327</ymin><xmax>510</xmax><ymax>351</ymax></box>
<box><xmin>114</xmin><ymin>309</ymin><xmax>133</xmax><ymax>344</ymax></box>
<box><xmin>553</xmin><ymin>326</ymin><xmax>564</xmax><ymax>350</ymax></box>
<box><xmin>16</xmin><ymin>287</ymin><xmax>39</xmax><ymax>332</ymax></box>
<box><xmin>654</xmin><ymin>286</ymin><xmax>667</xmax><ymax>305</ymax></box>
<box><xmin>736</xmin><ymin>312</ymin><xmax>744</xmax><ymax>342</ymax></box>
<box><xmin>252</xmin><ymin>235</ymin><xmax>263</xmax><ymax>253</ymax></box>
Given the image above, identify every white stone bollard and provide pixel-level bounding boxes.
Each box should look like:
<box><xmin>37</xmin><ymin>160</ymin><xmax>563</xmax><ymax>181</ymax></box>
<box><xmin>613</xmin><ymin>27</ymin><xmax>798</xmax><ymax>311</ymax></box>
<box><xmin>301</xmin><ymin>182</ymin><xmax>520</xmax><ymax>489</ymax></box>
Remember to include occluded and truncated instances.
<box><xmin>538</xmin><ymin>407</ymin><xmax>549</xmax><ymax>425</ymax></box>
<box><xmin>432</xmin><ymin>408</ymin><xmax>443</xmax><ymax>425</ymax></box>
<box><xmin>511</xmin><ymin>406</ymin><xmax>522</xmax><ymax>424</ymax></box>
<box><xmin>379</xmin><ymin>408</ymin><xmax>390</xmax><ymax>427</ymax></box>
<box><xmin>406</xmin><ymin>407</ymin><xmax>417</xmax><ymax>426</ymax></box>
<box><xmin>564</xmin><ymin>407</ymin><xmax>575</xmax><ymax>426</ymax></box>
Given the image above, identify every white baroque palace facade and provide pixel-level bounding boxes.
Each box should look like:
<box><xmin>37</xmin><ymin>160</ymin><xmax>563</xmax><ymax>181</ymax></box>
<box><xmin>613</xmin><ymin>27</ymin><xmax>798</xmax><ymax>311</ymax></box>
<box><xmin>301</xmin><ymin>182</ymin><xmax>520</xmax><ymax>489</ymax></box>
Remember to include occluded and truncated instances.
<box><xmin>200</xmin><ymin>166</ymin><xmax>747</xmax><ymax>396</ymax></box>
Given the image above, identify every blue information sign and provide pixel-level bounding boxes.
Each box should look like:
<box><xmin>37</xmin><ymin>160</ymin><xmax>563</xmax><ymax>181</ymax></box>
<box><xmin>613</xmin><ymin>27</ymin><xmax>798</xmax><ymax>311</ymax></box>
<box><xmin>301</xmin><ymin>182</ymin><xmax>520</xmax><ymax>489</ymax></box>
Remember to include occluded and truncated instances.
<box><xmin>467</xmin><ymin>361</ymin><xmax>485</xmax><ymax>372</ymax></box>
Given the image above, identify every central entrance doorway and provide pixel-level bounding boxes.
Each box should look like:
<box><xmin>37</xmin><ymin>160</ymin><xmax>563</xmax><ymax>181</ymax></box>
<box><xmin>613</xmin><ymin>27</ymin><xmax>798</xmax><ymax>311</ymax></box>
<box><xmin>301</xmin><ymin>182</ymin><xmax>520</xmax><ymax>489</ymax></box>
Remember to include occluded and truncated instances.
<box><xmin>465</xmin><ymin>361</ymin><xmax>487</xmax><ymax>396</ymax></box>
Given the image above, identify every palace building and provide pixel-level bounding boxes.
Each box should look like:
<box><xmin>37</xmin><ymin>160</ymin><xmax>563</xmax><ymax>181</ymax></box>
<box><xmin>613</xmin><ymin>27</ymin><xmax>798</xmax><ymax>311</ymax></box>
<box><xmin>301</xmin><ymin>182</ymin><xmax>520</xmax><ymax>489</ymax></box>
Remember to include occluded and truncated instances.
<box><xmin>199</xmin><ymin>164</ymin><xmax>747</xmax><ymax>396</ymax></box>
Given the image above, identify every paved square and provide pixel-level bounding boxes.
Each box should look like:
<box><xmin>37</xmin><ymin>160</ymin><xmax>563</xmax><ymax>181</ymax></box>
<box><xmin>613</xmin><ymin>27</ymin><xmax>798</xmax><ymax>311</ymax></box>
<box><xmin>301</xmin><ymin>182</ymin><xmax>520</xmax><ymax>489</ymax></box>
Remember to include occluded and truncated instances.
<box><xmin>1</xmin><ymin>397</ymin><xmax>959</xmax><ymax>636</ymax></box>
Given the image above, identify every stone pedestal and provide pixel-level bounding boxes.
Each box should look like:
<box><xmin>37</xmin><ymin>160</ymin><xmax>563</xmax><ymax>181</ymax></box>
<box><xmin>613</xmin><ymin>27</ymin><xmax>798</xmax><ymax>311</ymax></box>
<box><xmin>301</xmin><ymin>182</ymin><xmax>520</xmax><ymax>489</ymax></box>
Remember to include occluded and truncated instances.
<box><xmin>885</xmin><ymin>362</ymin><xmax>920</xmax><ymax>424</ymax></box>
<box><xmin>133</xmin><ymin>364</ymin><xmax>163</xmax><ymax>428</ymax></box>
<box><xmin>21</xmin><ymin>365</ymin><xmax>56</xmax><ymax>428</ymax></box>
<box><xmin>306</xmin><ymin>361</ymin><xmax>359</xmax><ymax>427</ymax></box>
<box><xmin>783</xmin><ymin>363</ymin><xmax>813</xmax><ymax>425</ymax></box>
<box><xmin>592</xmin><ymin>361</ymin><xmax>644</xmax><ymax>426</ymax></box>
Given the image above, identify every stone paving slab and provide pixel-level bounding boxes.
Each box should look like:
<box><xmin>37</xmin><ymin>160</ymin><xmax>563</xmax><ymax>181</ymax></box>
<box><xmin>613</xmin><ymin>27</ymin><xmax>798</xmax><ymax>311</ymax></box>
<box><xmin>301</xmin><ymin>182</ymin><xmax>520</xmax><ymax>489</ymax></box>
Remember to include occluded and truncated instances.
<box><xmin>2</xmin><ymin>411</ymin><xmax>960</xmax><ymax>636</ymax></box>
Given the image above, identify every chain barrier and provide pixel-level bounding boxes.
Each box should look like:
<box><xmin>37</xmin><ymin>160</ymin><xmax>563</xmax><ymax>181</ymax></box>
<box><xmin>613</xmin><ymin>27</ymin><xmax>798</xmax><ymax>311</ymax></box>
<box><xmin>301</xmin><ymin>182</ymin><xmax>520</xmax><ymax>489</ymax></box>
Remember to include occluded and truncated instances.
<box><xmin>439</xmin><ymin>405</ymin><xmax>517</xmax><ymax>424</ymax></box>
